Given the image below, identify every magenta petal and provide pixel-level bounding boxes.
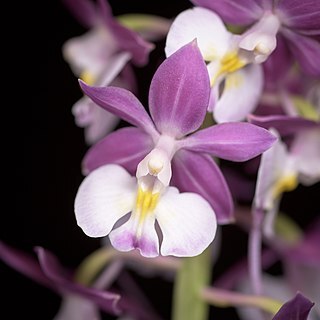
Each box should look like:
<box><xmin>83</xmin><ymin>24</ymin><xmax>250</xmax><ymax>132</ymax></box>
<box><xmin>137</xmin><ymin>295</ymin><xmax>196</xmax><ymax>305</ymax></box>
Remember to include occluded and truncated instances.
<box><xmin>0</xmin><ymin>241</ymin><xmax>53</xmax><ymax>289</ymax></box>
<box><xmin>172</xmin><ymin>149</ymin><xmax>234</xmax><ymax>224</ymax></box>
<box><xmin>96</xmin><ymin>0</ymin><xmax>154</xmax><ymax>66</ymax></box>
<box><xmin>272</xmin><ymin>292</ymin><xmax>314</xmax><ymax>320</ymax></box>
<box><xmin>190</xmin><ymin>0</ymin><xmax>266</xmax><ymax>25</ymax></box>
<box><xmin>62</xmin><ymin>0</ymin><xmax>98</xmax><ymax>28</ymax></box>
<box><xmin>35</xmin><ymin>247</ymin><xmax>121</xmax><ymax>315</ymax></box>
<box><xmin>248</xmin><ymin>114</ymin><xmax>320</xmax><ymax>136</ymax></box>
<box><xmin>79</xmin><ymin>81</ymin><xmax>158</xmax><ymax>138</ymax></box>
<box><xmin>277</xmin><ymin>0</ymin><xmax>320</xmax><ymax>35</ymax></box>
<box><xmin>149</xmin><ymin>40</ymin><xmax>210</xmax><ymax>138</ymax></box>
<box><xmin>82</xmin><ymin>127</ymin><xmax>153</xmax><ymax>175</ymax></box>
<box><xmin>106</xmin><ymin>19</ymin><xmax>154</xmax><ymax>66</ymax></box>
<box><xmin>263</xmin><ymin>35</ymin><xmax>294</xmax><ymax>91</ymax></box>
<box><xmin>181</xmin><ymin>122</ymin><xmax>277</xmax><ymax>161</ymax></box>
<box><xmin>282</xmin><ymin>29</ymin><xmax>320</xmax><ymax>76</ymax></box>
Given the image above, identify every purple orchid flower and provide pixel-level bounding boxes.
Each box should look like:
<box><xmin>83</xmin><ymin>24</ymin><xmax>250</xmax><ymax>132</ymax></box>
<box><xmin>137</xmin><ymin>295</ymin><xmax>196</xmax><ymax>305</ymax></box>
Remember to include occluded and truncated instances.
<box><xmin>0</xmin><ymin>241</ymin><xmax>160</xmax><ymax>320</ymax></box>
<box><xmin>62</xmin><ymin>0</ymin><xmax>154</xmax><ymax>144</ymax></box>
<box><xmin>190</xmin><ymin>0</ymin><xmax>320</xmax><ymax>77</ymax></box>
<box><xmin>74</xmin><ymin>41</ymin><xmax>276</xmax><ymax>258</ymax></box>
<box><xmin>251</xmin><ymin>116</ymin><xmax>320</xmax><ymax>236</ymax></box>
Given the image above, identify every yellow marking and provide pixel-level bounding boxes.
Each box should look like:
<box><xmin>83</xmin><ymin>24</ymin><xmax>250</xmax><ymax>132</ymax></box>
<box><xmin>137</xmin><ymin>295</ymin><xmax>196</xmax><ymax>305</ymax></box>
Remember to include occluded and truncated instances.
<box><xmin>272</xmin><ymin>175</ymin><xmax>298</xmax><ymax>199</ymax></box>
<box><xmin>80</xmin><ymin>71</ymin><xmax>96</xmax><ymax>85</ymax></box>
<box><xmin>211</xmin><ymin>51</ymin><xmax>246</xmax><ymax>86</ymax></box>
<box><xmin>135</xmin><ymin>187</ymin><xmax>160</xmax><ymax>221</ymax></box>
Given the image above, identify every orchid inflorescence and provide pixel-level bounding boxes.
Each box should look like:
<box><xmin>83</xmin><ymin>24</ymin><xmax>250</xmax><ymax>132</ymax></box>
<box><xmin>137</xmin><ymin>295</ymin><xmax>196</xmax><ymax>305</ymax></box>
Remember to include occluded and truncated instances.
<box><xmin>2</xmin><ymin>0</ymin><xmax>320</xmax><ymax>319</ymax></box>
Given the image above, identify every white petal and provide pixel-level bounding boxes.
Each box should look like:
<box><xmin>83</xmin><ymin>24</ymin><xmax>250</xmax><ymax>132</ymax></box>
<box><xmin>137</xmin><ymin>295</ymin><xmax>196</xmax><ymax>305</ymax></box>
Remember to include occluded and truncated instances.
<box><xmin>75</xmin><ymin>164</ymin><xmax>136</xmax><ymax>237</ymax></box>
<box><xmin>54</xmin><ymin>295</ymin><xmax>100</xmax><ymax>320</ymax></box>
<box><xmin>155</xmin><ymin>187</ymin><xmax>217</xmax><ymax>257</ymax></box>
<box><xmin>214</xmin><ymin>64</ymin><xmax>263</xmax><ymax>122</ymax></box>
<box><xmin>291</xmin><ymin>128</ymin><xmax>320</xmax><ymax>185</ymax></box>
<box><xmin>254</xmin><ymin>129</ymin><xmax>288</xmax><ymax>210</ymax></box>
<box><xmin>165</xmin><ymin>7</ymin><xmax>231</xmax><ymax>61</ymax></box>
<box><xmin>62</xmin><ymin>27</ymin><xmax>118</xmax><ymax>78</ymax></box>
<box><xmin>109</xmin><ymin>213</ymin><xmax>159</xmax><ymax>258</ymax></box>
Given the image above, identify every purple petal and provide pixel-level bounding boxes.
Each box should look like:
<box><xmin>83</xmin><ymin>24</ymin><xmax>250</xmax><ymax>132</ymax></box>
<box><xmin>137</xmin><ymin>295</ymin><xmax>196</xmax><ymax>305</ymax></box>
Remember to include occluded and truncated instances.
<box><xmin>248</xmin><ymin>114</ymin><xmax>320</xmax><ymax>137</ymax></box>
<box><xmin>180</xmin><ymin>122</ymin><xmax>277</xmax><ymax>161</ymax></box>
<box><xmin>0</xmin><ymin>241</ymin><xmax>53</xmax><ymax>289</ymax></box>
<box><xmin>272</xmin><ymin>292</ymin><xmax>314</xmax><ymax>320</ymax></box>
<box><xmin>62</xmin><ymin>0</ymin><xmax>98</xmax><ymax>28</ymax></box>
<box><xmin>35</xmin><ymin>247</ymin><xmax>121</xmax><ymax>315</ymax></box>
<box><xmin>149</xmin><ymin>40</ymin><xmax>210</xmax><ymax>138</ymax></box>
<box><xmin>282</xmin><ymin>28</ymin><xmax>320</xmax><ymax>76</ymax></box>
<box><xmin>172</xmin><ymin>149</ymin><xmax>234</xmax><ymax>224</ymax></box>
<box><xmin>97</xmin><ymin>0</ymin><xmax>154</xmax><ymax>66</ymax></box>
<box><xmin>190</xmin><ymin>0</ymin><xmax>266</xmax><ymax>25</ymax></box>
<box><xmin>79</xmin><ymin>80</ymin><xmax>158</xmax><ymax>138</ymax></box>
<box><xmin>82</xmin><ymin>127</ymin><xmax>154</xmax><ymax>175</ymax></box>
<box><xmin>276</xmin><ymin>0</ymin><xmax>320</xmax><ymax>35</ymax></box>
<box><xmin>263</xmin><ymin>35</ymin><xmax>294</xmax><ymax>91</ymax></box>
<box><xmin>107</xmin><ymin>21</ymin><xmax>154</xmax><ymax>66</ymax></box>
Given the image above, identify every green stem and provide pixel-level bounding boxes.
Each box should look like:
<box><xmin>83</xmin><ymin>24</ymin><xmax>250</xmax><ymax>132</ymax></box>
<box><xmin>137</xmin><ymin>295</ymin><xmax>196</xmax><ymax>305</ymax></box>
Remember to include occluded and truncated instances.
<box><xmin>201</xmin><ymin>287</ymin><xmax>282</xmax><ymax>315</ymax></box>
<box><xmin>172</xmin><ymin>246</ymin><xmax>212</xmax><ymax>320</ymax></box>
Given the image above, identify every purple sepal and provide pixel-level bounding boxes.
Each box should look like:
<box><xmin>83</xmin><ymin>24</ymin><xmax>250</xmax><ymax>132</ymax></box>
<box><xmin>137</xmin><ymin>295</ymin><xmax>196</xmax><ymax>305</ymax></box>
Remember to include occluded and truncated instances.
<box><xmin>181</xmin><ymin>122</ymin><xmax>277</xmax><ymax>162</ymax></box>
<box><xmin>79</xmin><ymin>81</ymin><xmax>158</xmax><ymax>138</ymax></box>
<box><xmin>272</xmin><ymin>292</ymin><xmax>314</xmax><ymax>320</ymax></box>
<box><xmin>172</xmin><ymin>149</ymin><xmax>234</xmax><ymax>224</ymax></box>
<box><xmin>149</xmin><ymin>40</ymin><xmax>210</xmax><ymax>138</ymax></box>
<box><xmin>35</xmin><ymin>247</ymin><xmax>121</xmax><ymax>315</ymax></box>
<box><xmin>190</xmin><ymin>0</ymin><xmax>266</xmax><ymax>25</ymax></box>
<box><xmin>277</xmin><ymin>0</ymin><xmax>320</xmax><ymax>35</ymax></box>
<box><xmin>82</xmin><ymin>127</ymin><xmax>153</xmax><ymax>175</ymax></box>
<box><xmin>0</xmin><ymin>242</ymin><xmax>121</xmax><ymax>315</ymax></box>
<box><xmin>263</xmin><ymin>35</ymin><xmax>294</xmax><ymax>92</ymax></box>
<box><xmin>105</xmin><ymin>18</ymin><xmax>154</xmax><ymax>66</ymax></box>
<box><xmin>282</xmin><ymin>29</ymin><xmax>320</xmax><ymax>76</ymax></box>
<box><xmin>0</xmin><ymin>241</ymin><xmax>54</xmax><ymax>289</ymax></box>
<box><xmin>248</xmin><ymin>114</ymin><xmax>320</xmax><ymax>137</ymax></box>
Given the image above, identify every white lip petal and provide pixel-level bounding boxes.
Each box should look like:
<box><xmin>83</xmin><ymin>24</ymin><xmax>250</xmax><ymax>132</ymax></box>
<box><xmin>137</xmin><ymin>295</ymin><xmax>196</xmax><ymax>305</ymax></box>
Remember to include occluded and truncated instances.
<box><xmin>155</xmin><ymin>187</ymin><xmax>217</xmax><ymax>257</ymax></box>
<box><xmin>75</xmin><ymin>164</ymin><xmax>136</xmax><ymax>237</ymax></box>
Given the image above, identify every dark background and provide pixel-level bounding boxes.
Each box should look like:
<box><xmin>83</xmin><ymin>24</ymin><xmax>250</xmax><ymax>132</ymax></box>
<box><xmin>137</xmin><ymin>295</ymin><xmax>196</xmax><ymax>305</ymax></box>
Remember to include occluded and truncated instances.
<box><xmin>1</xmin><ymin>0</ymin><xmax>319</xmax><ymax>319</ymax></box>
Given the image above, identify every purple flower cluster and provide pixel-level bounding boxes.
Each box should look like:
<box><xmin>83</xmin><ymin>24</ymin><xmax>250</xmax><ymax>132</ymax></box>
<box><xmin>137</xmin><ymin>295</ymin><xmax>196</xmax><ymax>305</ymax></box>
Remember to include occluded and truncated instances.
<box><xmin>1</xmin><ymin>0</ymin><xmax>319</xmax><ymax>319</ymax></box>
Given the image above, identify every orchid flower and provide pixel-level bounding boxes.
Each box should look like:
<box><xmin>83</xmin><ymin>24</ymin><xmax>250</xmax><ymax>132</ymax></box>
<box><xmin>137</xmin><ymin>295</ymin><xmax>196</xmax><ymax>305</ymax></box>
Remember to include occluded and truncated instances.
<box><xmin>62</xmin><ymin>0</ymin><xmax>154</xmax><ymax>144</ymax></box>
<box><xmin>190</xmin><ymin>0</ymin><xmax>320</xmax><ymax>76</ymax></box>
<box><xmin>74</xmin><ymin>41</ymin><xmax>276</xmax><ymax>258</ymax></box>
<box><xmin>165</xmin><ymin>7</ymin><xmax>264</xmax><ymax>123</ymax></box>
<box><xmin>251</xmin><ymin>118</ymin><xmax>320</xmax><ymax>236</ymax></box>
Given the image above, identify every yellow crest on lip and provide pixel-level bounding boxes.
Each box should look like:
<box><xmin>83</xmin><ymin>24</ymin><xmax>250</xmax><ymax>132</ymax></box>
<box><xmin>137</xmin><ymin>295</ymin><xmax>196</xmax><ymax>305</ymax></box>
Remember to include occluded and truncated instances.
<box><xmin>211</xmin><ymin>51</ymin><xmax>246</xmax><ymax>86</ymax></box>
<box><xmin>135</xmin><ymin>187</ymin><xmax>160</xmax><ymax>221</ymax></box>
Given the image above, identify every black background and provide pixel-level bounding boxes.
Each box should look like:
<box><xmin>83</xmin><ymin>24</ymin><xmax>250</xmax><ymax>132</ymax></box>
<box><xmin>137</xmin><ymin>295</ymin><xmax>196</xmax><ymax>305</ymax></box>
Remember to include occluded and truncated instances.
<box><xmin>1</xmin><ymin>0</ymin><xmax>319</xmax><ymax>319</ymax></box>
